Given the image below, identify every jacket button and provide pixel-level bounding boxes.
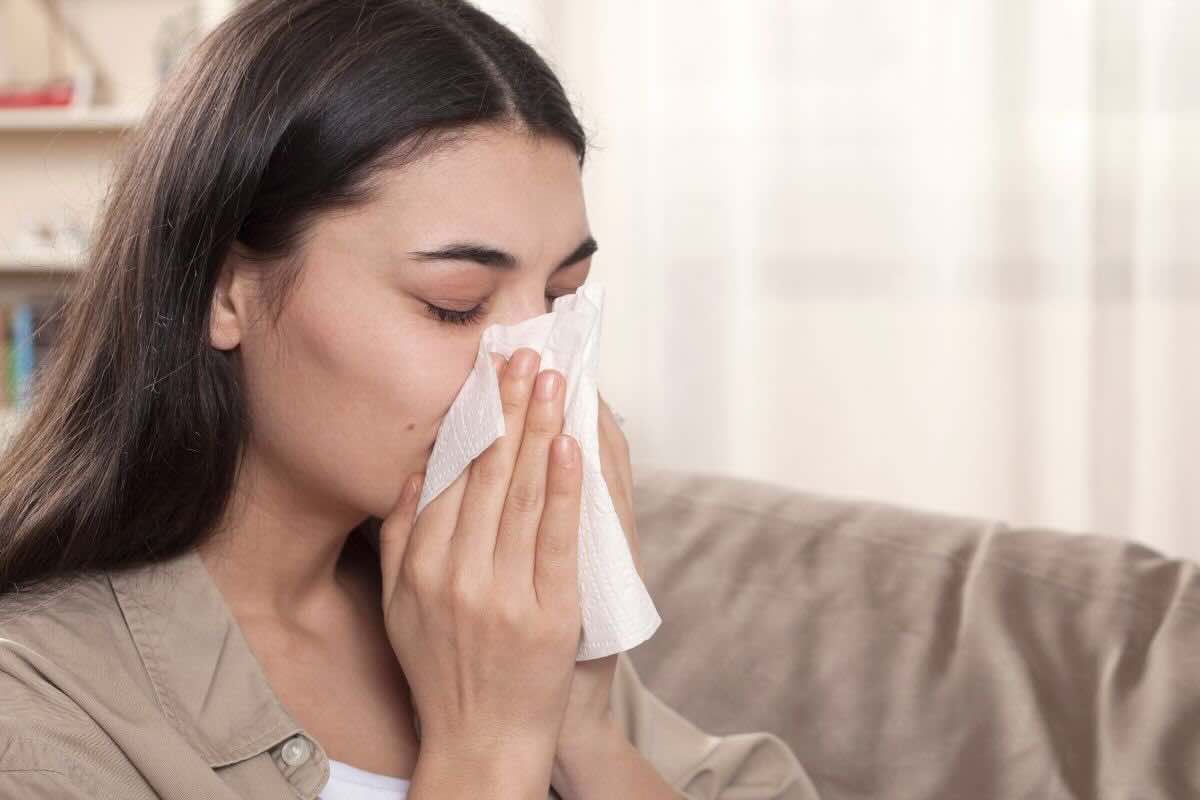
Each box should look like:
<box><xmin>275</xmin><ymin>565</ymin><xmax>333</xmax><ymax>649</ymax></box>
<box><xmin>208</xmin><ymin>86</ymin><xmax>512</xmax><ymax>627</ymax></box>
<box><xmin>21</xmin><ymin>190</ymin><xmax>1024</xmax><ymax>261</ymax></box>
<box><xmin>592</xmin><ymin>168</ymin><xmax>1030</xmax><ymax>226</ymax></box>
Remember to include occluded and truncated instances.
<box><xmin>281</xmin><ymin>735</ymin><xmax>312</xmax><ymax>766</ymax></box>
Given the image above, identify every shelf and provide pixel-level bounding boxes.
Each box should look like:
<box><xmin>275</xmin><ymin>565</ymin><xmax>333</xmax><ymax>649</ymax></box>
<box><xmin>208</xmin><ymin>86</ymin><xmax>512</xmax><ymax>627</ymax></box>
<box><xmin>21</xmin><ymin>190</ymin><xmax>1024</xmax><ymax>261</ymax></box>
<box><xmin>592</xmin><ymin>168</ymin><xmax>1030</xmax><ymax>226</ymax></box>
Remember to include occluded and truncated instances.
<box><xmin>0</xmin><ymin>250</ymin><xmax>84</xmax><ymax>273</ymax></box>
<box><xmin>0</xmin><ymin>407</ymin><xmax>26</xmax><ymax>451</ymax></box>
<box><xmin>0</xmin><ymin>104</ymin><xmax>144</xmax><ymax>132</ymax></box>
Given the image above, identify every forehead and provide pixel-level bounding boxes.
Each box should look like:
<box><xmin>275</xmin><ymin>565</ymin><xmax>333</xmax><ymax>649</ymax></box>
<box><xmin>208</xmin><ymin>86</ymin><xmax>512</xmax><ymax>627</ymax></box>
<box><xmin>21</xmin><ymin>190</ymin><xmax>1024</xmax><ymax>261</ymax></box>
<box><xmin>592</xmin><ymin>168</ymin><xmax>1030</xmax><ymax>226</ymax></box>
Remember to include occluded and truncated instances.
<box><xmin>363</xmin><ymin>126</ymin><xmax>587</xmax><ymax>254</ymax></box>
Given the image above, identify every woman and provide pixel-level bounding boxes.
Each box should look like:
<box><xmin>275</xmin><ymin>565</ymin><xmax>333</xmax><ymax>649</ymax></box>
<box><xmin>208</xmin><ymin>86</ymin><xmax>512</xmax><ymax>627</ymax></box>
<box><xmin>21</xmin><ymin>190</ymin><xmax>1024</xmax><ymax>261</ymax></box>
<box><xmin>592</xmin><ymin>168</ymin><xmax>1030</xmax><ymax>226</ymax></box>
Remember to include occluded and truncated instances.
<box><xmin>0</xmin><ymin>1</ymin><xmax>815</xmax><ymax>797</ymax></box>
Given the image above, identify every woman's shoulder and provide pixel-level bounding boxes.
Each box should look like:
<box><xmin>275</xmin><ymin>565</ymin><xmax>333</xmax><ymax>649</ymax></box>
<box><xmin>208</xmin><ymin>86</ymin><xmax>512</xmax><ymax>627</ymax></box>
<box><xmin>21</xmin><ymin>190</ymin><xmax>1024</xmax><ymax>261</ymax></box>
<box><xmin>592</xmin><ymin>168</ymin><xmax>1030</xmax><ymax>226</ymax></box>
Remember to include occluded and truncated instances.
<box><xmin>0</xmin><ymin>572</ymin><xmax>160</xmax><ymax>798</ymax></box>
<box><xmin>0</xmin><ymin>570</ymin><xmax>127</xmax><ymax>686</ymax></box>
<box><xmin>0</xmin><ymin>570</ymin><xmax>138</xmax><ymax>693</ymax></box>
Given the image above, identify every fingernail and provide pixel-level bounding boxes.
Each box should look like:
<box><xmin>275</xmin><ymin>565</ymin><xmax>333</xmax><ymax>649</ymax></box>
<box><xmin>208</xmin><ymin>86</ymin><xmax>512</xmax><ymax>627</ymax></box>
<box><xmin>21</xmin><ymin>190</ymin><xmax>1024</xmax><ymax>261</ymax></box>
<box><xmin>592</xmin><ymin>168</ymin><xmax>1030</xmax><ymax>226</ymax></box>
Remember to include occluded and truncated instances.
<box><xmin>536</xmin><ymin>370</ymin><xmax>561</xmax><ymax>399</ymax></box>
<box><xmin>512</xmin><ymin>348</ymin><xmax>539</xmax><ymax>377</ymax></box>
<box><xmin>554</xmin><ymin>435</ymin><xmax>576</xmax><ymax>467</ymax></box>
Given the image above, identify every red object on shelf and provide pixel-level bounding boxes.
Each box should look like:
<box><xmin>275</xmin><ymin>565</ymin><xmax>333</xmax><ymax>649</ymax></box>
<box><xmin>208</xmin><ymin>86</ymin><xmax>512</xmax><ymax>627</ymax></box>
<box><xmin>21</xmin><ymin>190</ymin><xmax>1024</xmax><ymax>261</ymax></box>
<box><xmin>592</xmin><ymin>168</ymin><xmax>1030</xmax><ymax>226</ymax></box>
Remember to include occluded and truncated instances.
<box><xmin>0</xmin><ymin>79</ymin><xmax>76</xmax><ymax>108</ymax></box>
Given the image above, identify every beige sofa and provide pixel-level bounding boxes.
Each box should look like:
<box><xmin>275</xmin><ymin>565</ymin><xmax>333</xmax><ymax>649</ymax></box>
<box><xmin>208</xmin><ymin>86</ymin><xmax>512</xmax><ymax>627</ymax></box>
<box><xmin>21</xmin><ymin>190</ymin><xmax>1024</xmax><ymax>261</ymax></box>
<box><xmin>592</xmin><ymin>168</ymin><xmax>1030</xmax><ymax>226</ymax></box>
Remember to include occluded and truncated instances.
<box><xmin>626</xmin><ymin>465</ymin><xmax>1200</xmax><ymax>798</ymax></box>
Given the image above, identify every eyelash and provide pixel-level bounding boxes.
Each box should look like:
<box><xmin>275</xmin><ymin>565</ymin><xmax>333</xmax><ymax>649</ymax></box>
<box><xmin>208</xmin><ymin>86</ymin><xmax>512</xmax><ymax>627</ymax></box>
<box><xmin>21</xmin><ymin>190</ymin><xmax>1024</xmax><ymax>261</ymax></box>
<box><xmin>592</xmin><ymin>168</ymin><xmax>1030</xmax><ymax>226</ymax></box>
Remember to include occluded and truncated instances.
<box><xmin>425</xmin><ymin>293</ymin><xmax>563</xmax><ymax>326</ymax></box>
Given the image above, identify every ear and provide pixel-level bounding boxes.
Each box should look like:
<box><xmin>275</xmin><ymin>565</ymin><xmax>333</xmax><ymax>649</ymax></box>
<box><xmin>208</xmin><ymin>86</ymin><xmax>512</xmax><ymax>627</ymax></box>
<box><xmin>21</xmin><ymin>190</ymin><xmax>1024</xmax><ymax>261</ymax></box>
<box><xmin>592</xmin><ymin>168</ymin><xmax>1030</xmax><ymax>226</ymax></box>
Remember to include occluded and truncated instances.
<box><xmin>209</xmin><ymin>245</ymin><xmax>253</xmax><ymax>351</ymax></box>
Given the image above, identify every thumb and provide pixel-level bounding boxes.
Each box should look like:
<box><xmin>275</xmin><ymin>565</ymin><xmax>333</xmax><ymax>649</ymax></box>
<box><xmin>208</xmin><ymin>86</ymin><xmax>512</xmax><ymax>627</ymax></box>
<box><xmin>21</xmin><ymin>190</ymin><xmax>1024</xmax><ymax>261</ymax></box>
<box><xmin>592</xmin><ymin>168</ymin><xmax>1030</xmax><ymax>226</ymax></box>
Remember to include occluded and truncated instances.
<box><xmin>490</xmin><ymin>351</ymin><xmax>508</xmax><ymax>380</ymax></box>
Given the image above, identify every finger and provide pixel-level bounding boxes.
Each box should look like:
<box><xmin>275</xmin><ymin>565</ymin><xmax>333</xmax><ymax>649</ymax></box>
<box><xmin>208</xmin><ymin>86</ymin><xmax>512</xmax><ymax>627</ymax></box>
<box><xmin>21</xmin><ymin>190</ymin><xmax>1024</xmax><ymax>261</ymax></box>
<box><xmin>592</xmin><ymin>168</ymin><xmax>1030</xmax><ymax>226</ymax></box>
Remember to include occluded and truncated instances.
<box><xmin>534</xmin><ymin>434</ymin><xmax>582</xmax><ymax>609</ymax></box>
<box><xmin>407</xmin><ymin>351</ymin><xmax>509</xmax><ymax>570</ymax></box>
<box><xmin>377</xmin><ymin>472</ymin><xmax>423</xmax><ymax>600</ymax></box>
<box><xmin>490</xmin><ymin>351</ymin><xmax>508</xmax><ymax>380</ymax></box>
<box><xmin>597</xmin><ymin>391</ymin><xmax>631</xmax><ymax>465</ymax></box>
<box><xmin>406</xmin><ymin>464</ymin><xmax>470</xmax><ymax>568</ymax></box>
<box><xmin>494</xmin><ymin>365</ymin><xmax>565</xmax><ymax>588</ymax></box>
<box><xmin>598</xmin><ymin>392</ymin><xmax>634</xmax><ymax>499</ymax></box>
<box><xmin>596</xmin><ymin>414</ymin><xmax>631</xmax><ymax>555</ymax></box>
<box><xmin>597</xmin><ymin>391</ymin><xmax>641</xmax><ymax>576</ymax></box>
<box><xmin>451</xmin><ymin>347</ymin><xmax>539</xmax><ymax>575</ymax></box>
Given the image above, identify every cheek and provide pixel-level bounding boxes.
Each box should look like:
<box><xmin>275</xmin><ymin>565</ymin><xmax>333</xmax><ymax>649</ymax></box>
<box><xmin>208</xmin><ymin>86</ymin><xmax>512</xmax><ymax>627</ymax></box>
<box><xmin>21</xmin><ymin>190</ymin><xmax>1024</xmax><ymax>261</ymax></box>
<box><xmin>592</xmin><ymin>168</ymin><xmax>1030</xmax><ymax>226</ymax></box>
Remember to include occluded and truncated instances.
<box><xmin>258</xmin><ymin>287</ymin><xmax>481</xmax><ymax>513</ymax></box>
<box><xmin>337</xmin><ymin>328</ymin><xmax>479</xmax><ymax>516</ymax></box>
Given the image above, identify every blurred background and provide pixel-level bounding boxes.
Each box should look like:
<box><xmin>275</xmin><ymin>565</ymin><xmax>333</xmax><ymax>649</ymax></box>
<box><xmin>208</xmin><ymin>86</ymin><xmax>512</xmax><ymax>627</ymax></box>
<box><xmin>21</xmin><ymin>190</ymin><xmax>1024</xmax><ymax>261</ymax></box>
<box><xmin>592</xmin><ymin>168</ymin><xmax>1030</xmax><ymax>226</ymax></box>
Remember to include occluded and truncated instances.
<box><xmin>1</xmin><ymin>1</ymin><xmax>1197</xmax><ymax>561</ymax></box>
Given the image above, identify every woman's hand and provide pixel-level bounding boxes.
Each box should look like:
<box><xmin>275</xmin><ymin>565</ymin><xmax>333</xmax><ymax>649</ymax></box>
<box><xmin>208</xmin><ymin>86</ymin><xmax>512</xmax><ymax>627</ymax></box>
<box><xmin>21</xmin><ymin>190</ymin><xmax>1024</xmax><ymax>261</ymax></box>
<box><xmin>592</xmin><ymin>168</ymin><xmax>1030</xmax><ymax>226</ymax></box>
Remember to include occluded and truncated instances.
<box><xmin>551</xmin><ymin>390</ymin><xmax>645</xmax><ymax>790</ymax></box>
<box><xmin>379</xmin><ymin>348</ymin><xmax>584</xmax><ymax>795</ymax></box>
<box><xmin>596</xmin><ymin>391</ymin><xmax>643</xmax><ymax>578</ymax></box>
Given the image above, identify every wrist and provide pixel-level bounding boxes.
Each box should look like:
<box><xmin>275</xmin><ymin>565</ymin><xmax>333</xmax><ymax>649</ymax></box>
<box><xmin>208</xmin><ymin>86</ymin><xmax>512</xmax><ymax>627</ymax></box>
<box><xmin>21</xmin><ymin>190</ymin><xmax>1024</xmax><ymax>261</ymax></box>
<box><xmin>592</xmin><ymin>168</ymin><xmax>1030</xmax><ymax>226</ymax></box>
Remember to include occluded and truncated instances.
<box><xmin>412</xmin><ymin>736</ymin><xmax>555</xmax><ymax>800</ymax></box>
<box><xmin>551</xmin><ymin>719</ymin><xmax>629</xmax><ymax>799</ymax></box>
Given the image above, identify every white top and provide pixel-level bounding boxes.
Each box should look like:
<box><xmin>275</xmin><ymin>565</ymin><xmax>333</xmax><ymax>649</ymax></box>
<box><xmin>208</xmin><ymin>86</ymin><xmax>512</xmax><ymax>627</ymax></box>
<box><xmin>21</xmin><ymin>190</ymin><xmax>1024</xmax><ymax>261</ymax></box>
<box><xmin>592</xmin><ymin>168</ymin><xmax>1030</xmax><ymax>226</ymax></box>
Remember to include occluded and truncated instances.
<box><xmin>318</xmin><ymin>756</ymin><xmax>557</xmax><ymax>799</ymax></box>
<box><xmin>319</xmin><ymin>758</ymin><xmax>411</xmax><ymax>800</ymax></box>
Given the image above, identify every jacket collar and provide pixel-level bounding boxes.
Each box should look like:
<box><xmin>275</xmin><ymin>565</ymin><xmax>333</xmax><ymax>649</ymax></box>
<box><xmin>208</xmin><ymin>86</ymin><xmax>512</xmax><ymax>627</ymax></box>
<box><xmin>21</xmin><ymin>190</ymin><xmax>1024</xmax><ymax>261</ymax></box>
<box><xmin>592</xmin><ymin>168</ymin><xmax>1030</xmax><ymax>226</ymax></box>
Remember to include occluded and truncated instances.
<box><xmin>107</xmin><ymin>546</ymin><xmax>305</xmax><ymax>768</ymax></box>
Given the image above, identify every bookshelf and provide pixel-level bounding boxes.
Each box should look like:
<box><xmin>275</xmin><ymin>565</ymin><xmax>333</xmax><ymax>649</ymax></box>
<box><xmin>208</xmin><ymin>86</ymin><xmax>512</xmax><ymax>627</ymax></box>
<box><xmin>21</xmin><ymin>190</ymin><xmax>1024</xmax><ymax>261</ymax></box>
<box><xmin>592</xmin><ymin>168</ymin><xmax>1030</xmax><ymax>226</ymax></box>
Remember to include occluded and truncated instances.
<box><xmin>0</xmin><ymin>118</ymin><xmax>137</xmax><ymax>454</ymax></box>
<box><xmin>0</xmin><ymin>0</ymin><xmax>237</xmax><ymax>452</ymax></box>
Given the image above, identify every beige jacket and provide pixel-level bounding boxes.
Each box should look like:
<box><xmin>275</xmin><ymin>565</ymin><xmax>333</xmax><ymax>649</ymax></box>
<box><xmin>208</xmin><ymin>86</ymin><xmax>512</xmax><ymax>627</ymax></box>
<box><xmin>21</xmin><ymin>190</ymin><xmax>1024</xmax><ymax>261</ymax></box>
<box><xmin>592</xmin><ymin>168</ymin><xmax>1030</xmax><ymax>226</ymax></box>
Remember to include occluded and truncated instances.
<box><xmin>0</xmin><ymin>546</ymin><xmax>817</xmax><ymax>799</ymax></box>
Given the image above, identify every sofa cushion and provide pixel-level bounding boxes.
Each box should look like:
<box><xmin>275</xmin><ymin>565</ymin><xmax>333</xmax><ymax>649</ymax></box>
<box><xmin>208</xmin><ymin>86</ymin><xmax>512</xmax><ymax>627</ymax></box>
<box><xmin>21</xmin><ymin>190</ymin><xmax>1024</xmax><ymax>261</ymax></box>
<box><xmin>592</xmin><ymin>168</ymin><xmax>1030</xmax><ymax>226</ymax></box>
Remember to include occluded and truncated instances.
<box><xmin>627</xmin><ymin>465</ymin><xmax>1200</xmax><ymax>798</ymax></box>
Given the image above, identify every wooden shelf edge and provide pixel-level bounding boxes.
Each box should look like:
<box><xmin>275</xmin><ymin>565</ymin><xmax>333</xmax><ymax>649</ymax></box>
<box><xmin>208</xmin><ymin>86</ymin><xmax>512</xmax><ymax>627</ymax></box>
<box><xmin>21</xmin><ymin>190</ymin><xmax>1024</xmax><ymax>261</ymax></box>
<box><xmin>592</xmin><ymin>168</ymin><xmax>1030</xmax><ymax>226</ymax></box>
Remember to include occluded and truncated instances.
<box><xmin>0</xmin><ymin>407</ymin><xmax>26</xmax><ymax>450</ymax></box>
<box><xmin>0</xmin><ymin>252</ymin><xmax>85</xmax><ymax>272</ymax></box>
<box><xmin>0</xmin><ymin>104</ymin><xmax>145</xmax><ymax>132</ymax></box>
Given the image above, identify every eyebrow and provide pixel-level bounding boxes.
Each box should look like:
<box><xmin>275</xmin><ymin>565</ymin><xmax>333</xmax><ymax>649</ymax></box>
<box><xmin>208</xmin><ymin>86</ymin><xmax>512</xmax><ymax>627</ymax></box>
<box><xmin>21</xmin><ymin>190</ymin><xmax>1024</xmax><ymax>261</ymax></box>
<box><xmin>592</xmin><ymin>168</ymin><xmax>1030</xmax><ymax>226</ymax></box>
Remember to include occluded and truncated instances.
<box><xmin>409</xmin><ymin>235</ymin><xmax>598</xmax><ymax>274</ymax></box>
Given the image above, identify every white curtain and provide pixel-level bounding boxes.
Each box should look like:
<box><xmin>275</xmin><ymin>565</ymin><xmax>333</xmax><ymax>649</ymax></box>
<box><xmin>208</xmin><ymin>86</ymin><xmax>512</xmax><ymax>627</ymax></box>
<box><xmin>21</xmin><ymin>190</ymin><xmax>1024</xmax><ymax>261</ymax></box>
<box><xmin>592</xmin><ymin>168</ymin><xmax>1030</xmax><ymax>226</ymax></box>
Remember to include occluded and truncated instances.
<box><xmin>476</xmin><ymin>1</ymin><xmax>1200</xmax><ymax>563</ymax></box>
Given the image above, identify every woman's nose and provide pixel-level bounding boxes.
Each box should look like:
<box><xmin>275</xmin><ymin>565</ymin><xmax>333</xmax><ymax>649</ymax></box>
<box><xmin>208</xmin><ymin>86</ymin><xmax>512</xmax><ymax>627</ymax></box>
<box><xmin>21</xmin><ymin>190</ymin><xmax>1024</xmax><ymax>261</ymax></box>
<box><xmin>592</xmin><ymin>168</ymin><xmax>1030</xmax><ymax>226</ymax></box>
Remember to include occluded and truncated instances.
<box><xmin>486</xmin><ymin>290</ymin><xmax>550</xmax><ymax>328</ymax></box>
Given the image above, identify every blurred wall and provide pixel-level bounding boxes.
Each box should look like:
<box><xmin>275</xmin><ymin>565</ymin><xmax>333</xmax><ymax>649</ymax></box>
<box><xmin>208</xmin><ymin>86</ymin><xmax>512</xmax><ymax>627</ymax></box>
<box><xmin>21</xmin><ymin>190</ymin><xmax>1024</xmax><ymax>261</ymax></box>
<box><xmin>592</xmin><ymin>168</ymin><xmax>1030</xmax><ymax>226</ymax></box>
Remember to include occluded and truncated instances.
<box><xmin>477</xmin><ymin>0</ymin><xmax>1200</xmax><ymax>563</ymax></box>
<box><xmin>2</xmin><ymin>0</ymin><xmax>1197</xmax><ymax>563</ymax></box>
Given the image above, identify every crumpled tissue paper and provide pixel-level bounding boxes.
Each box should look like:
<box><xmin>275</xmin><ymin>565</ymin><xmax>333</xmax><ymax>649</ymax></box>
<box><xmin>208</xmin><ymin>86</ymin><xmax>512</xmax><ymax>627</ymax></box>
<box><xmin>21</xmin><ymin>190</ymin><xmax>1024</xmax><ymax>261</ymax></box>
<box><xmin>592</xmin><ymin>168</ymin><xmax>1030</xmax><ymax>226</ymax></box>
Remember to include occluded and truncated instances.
<box><xmin>415</xmin><ymin>279</ymin><xmax>661</xmax><ymax>660</ymax></box>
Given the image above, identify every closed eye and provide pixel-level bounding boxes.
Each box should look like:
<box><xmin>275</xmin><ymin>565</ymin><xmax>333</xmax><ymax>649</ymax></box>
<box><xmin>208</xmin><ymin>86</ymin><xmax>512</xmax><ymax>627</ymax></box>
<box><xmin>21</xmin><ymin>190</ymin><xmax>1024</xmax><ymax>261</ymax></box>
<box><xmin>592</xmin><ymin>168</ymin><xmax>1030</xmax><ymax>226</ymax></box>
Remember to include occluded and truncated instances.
<box><xmin>424</xmin><ymin>291</ymin><xmax>570</xmax><ymax>326</ymax></box>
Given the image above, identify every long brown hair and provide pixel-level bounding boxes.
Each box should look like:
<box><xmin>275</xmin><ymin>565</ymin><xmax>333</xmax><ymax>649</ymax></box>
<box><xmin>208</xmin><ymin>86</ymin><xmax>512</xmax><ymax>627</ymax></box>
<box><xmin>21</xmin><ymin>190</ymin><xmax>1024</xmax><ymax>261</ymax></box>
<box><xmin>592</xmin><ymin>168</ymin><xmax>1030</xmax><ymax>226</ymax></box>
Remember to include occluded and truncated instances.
<box><xmin>0</xmin><ymin>0</ymin><xmax>588</xmax><ymax>599</ymax></box>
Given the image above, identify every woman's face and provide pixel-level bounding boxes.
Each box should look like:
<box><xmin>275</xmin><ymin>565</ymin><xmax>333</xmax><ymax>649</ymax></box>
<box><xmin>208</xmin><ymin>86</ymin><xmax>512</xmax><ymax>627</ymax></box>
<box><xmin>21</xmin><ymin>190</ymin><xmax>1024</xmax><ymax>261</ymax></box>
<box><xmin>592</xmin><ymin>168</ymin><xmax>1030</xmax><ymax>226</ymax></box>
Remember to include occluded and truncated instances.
<box><xmin>209</xmin><ymin>125</ymin><xmax>594</xmax><ymax>524</ymax></box>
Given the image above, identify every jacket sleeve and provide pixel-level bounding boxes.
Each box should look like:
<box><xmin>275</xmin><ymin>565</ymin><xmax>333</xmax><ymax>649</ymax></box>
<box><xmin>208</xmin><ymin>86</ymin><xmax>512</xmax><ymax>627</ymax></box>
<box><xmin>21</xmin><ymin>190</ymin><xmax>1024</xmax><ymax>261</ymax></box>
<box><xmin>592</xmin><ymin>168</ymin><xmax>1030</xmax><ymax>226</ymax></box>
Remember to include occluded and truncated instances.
<box><xmin>609</xmin><ymin>652</ymin><xmax>822</xmax><ymax>799</ymax></box>
<box><xmin>0</xmin><ymin>738</ymin><xmax>120</xmax><ymax>800</ymax></box>
<box><xmin>0</xmin><ymin>768</ymin><xmax>100</xmax><ymax>799</ymax></box>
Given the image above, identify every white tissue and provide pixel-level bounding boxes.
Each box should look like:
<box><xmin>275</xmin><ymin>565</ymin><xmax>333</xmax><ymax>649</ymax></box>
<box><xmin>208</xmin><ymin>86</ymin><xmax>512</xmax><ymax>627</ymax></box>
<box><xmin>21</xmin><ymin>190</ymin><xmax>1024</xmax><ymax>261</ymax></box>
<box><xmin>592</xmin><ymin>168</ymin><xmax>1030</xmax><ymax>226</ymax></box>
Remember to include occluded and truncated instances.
<box><xmin>415</xmin><ymin>280</ymin><xmax>661</xmax><ymax>661</ymax></box>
